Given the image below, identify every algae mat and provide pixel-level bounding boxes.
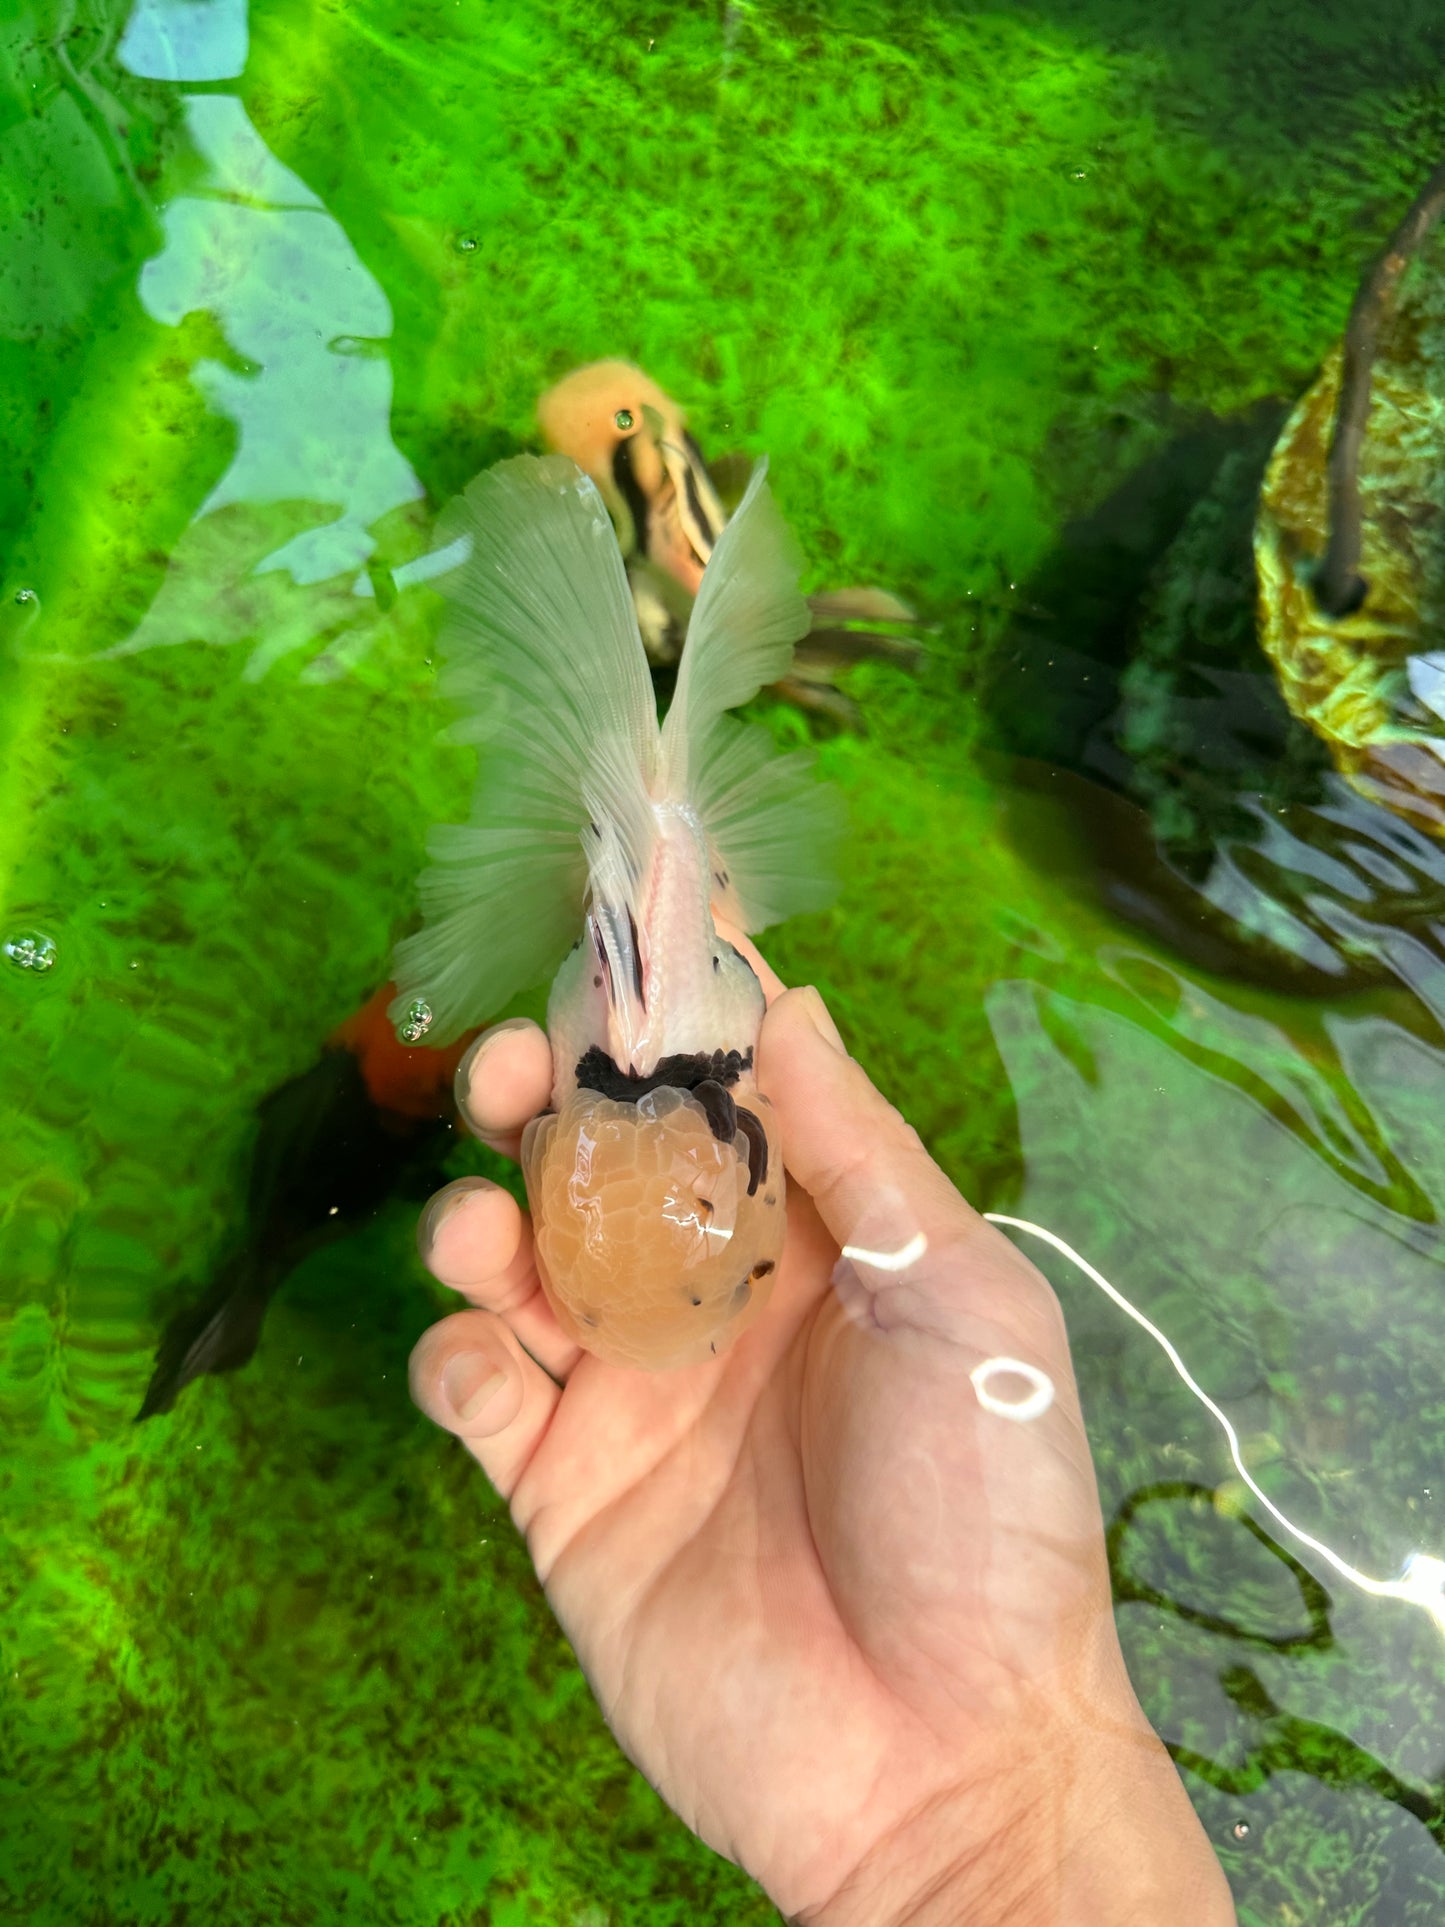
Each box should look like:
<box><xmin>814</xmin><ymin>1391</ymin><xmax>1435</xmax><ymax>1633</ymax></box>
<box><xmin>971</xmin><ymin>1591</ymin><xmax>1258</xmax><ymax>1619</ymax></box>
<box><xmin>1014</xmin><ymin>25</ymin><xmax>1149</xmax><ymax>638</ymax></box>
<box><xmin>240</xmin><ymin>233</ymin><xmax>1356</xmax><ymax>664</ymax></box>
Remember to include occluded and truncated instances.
<box><xmin>5</xmin><ymin>2</ymin><xmax>1445</xmax><ymax>1922</ymax></box>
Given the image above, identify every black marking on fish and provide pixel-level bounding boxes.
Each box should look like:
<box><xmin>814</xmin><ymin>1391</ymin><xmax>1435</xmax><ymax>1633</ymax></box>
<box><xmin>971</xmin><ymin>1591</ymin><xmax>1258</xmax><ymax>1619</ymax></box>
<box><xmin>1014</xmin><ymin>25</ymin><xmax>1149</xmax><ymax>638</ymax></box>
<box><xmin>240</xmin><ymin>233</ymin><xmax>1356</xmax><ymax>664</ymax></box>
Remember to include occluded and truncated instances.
<box><xmin>711</xmin><ymin>955</ymin><xmax>720</xmax><ymax>973</ymax></box>
<box><xmin>680</xmin><ymin>458</ymin><xmax>720</xmax><ymax>566</ymax></box>
<box><xmin>588</xmin><ymin>917</ymin><xmax>614</xmax><ymax>1005</ymax></box>
<box><xmin>682</xmin><ymin>433</ymin><xmax>723</xmax><ymax>549</ymax></box>
<box><xmin>764</xmin><ymin>1194</ymin><xmax>777</xmax><ymax>1207</ymax></box>
<box><xmin>574</xmin><ymin>1046</ymin><xmax>753</xmax><ymax>1099</ymax></box>
<box><xmin>734</xmin><ymin>1106</ymin><xmax>767</xmax><ymax>1197</ymax></box>
<box><xmin>625</xmin><ymin>906</ymin><xmax>645</xmax><ymax>1005</ymax></box>
<box><xmin>690</xmin><ymin>1294</ymin><xmax>703</xmax><ymax>1307</ymax></box>
<box><xmin>714</xmin><ymin>869</ymin><xmax>729</xmax><ymax>889</ymax></box>
<box><xmin>611</xmin><ymin>437</ymin><xmax>651</xmax><ymax>559</ymax></box>
<box><xmin>751</xmin><ymin>1259</ymin><xmax>775</xmax><ymax>1279</ymax></box>
<box><xmin>692</xmin><ymin>1078</ymin><xmax>737</xmax><ymax>1144</ymax></box>
<box><xmin>593</xmin><ymin>975</ymin><xmax>603</xmax><ymax>989</ymax></box>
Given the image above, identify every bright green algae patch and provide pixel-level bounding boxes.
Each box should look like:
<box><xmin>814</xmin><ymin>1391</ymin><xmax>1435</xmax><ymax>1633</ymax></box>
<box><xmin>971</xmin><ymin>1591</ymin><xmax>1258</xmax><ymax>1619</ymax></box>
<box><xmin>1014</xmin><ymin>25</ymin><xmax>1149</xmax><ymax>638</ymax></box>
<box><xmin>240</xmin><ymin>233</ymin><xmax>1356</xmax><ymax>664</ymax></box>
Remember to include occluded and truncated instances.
<box><xmin>5</xmin><ymin>2</ymin><xmax>1445</xmax><ymax>1923</ymax></box>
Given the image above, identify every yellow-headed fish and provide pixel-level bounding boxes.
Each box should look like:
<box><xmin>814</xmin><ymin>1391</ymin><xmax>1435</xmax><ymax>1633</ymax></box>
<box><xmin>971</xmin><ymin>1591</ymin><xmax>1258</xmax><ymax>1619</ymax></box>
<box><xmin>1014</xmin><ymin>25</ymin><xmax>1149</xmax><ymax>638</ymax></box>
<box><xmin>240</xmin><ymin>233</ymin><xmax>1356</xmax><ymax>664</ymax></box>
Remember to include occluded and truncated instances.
<box><xmin>390</xmin><ymin>455</ymin><xmax>839</xmax><ymax>1370</ymax></box>
<box><xmin>538</xmin><ymin>359</ymin><xmax>923</xmax><ymax>716</ymax></box>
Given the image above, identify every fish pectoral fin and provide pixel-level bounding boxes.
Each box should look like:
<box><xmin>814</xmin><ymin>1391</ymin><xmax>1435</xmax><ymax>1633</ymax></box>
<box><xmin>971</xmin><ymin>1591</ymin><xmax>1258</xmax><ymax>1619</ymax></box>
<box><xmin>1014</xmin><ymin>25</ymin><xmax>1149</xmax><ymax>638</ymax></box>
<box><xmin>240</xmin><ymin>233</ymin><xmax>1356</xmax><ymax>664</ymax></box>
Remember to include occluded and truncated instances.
<box><xmin>797</xmin><ymin>624</ymin><xmax>928</xmax><ymax>673</ymax></box>
<box><xmin>806</xmin><ymin>583</ymin><xmax>921</xmax><ymax>625</ymax></box>
<box><xmin>764</xmin><ymin>675</ymin><xmax>863</xmax><ymax>730</ymax></box>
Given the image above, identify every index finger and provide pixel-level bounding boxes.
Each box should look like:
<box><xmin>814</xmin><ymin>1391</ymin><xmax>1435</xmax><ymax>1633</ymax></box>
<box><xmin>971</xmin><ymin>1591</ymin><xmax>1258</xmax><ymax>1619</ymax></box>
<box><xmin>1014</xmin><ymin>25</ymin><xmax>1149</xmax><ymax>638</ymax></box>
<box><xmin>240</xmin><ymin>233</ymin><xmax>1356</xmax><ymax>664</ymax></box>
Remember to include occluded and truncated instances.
<box><xmin>455</xmin><ymin>1018</ymin><xmax>554</xmax><ymax>1159</ymax></box>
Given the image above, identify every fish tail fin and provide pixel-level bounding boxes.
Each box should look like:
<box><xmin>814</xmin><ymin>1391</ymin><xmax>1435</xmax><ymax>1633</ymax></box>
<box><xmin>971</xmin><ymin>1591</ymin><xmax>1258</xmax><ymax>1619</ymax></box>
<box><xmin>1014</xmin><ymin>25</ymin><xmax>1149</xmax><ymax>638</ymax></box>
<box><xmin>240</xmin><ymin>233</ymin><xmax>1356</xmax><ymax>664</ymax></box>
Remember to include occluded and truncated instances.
<box><xmin>391</xmin><ymin>456</ymin><xmax>657</xmax><ymax>1044</ymax></box>
<box><xmin>656</xmin><ymin>461</ymin><xmax>843</xmax><ymax>930</ymax></box>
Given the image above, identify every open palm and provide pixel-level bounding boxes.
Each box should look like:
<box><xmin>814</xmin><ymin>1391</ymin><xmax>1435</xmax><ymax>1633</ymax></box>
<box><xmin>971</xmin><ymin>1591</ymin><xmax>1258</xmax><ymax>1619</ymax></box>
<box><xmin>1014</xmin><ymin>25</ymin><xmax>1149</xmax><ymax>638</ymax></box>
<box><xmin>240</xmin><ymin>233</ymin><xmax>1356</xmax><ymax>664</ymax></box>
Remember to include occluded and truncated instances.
<box><xmin>410</xmin><ymin>971</ymin><xmax>1230</xmax><ymax>1925</ymax></box>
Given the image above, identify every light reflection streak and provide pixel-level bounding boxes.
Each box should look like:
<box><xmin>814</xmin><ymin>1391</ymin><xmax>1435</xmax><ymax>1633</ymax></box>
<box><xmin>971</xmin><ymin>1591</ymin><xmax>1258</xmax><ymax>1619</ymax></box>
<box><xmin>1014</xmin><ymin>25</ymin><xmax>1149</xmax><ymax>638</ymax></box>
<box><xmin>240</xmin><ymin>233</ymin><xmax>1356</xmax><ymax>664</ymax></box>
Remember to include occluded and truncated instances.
<box><xmin>971</xmin><ymin>1356</ymin><xmax>1055</xmax><ymax>1422</ymax></box>
<box><xmin>985</xmin><ymin>1213</ymin><xmax>1445</xmax><ymax>1637</ymax></box>
<box><xmin>841</xmin><ymin>1231</ymin><xmax>928</xmax><ymax>1272</ymax></box>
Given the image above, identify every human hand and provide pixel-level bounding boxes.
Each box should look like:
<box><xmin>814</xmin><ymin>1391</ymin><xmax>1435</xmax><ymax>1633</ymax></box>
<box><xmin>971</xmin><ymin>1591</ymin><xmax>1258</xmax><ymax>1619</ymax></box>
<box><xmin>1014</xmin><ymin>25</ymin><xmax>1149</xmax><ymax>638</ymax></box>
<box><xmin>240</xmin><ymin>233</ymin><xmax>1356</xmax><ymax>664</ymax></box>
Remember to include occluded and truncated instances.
<box><xmin>410</xmin><ymin>953</ymin><xmax>1236</xmax><ymax>1926</ymax></box>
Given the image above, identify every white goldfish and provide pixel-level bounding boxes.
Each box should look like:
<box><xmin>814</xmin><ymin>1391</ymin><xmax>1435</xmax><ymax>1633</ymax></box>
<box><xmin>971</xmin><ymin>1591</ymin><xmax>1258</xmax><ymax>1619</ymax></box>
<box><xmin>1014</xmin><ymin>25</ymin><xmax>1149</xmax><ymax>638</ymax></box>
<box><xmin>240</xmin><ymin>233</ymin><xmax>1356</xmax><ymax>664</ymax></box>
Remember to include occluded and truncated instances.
<box><xmin>390</xmin><ymin>454</ymin><xmax>839</xmax><ymax>1369</ymax></box>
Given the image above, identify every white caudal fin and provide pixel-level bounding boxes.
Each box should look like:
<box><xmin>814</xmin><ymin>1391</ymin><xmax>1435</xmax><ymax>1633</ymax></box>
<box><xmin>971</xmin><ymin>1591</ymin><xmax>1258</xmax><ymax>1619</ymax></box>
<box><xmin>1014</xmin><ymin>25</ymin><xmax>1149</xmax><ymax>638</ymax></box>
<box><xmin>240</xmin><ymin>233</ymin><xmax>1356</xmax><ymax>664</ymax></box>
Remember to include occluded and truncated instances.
<box><xmin>657</xmin><ymin>460</ymin><xmax>842</xmax><ymax>930</ymax></box>
<box><xmin>390</xmin><ymin>456</ymin><xmax>657</xmax><ymax>1044</ymax></box>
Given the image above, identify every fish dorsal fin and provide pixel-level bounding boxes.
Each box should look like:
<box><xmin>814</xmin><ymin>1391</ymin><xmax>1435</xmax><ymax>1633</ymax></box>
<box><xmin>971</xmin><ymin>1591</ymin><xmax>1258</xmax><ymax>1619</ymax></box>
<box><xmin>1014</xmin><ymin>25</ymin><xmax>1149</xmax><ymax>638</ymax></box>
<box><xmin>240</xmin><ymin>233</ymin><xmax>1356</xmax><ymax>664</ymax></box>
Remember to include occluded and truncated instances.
<box><xmin>658</xmin><ymin>460</ymin><xmax>842</xmax><ymax>931</ymax></box>
<box><xmin>391</xmin><ymin>455</ymin><xmax>657</xmax><ymax>1044</ymax></box>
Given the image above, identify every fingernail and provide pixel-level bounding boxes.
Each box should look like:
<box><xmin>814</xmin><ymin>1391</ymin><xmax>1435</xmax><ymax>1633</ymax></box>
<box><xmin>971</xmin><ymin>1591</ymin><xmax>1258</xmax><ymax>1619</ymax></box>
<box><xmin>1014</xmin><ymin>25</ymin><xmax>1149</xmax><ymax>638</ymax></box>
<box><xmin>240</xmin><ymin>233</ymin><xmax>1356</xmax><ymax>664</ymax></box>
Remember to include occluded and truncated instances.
<box><xmin>800</xmin><ymin>986</ymin><xmax>846</xmax><ymax>1054</ymax></box>
<box><xmin>455</xmin><ymin>1018</ymin><xmax>536</xmax><ymax>1129</ymax></box>
<box><xmin>417</xmin><ymin>1176</ymin><xmax>491</xmax><ymax>1258</ymax></box>
<box><xmin>442</xmin><ymin>1354</ymin><xmax>509</xmax><ymax>1426</ymax></box>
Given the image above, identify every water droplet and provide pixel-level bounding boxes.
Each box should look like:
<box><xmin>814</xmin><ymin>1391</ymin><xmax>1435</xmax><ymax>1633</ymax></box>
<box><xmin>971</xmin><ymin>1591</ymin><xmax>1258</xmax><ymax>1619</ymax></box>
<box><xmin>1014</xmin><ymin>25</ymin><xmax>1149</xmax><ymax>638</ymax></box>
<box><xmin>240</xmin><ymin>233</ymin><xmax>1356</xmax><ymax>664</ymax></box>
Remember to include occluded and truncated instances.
<box><xmin>13</xmin><ymin>587</ymin><xmax>37</xmax><ymax>606</ymax></box>
<box><xmin>457</xmin><ymin>234</ymin><xmax>478</xmax><ymax>253</ymax></box>
<box><xmin>1231</xmin><ymin>1820</ymin><xmax>1251</xmax><ymax>1841</ymax></box>
<box><xmin>4</xmin><ymin>930</ymin><xmax>57</xmax><ymax>972</ymax></box>
<box><xmin>398</xmin><ymin>998</ymin><xmax>434</xmax><ymax>1043</ymax></box>
<box><xmin>614</xmin><ymin>407</ymin><xmax>635</xmax><ymax>430</ymax></box>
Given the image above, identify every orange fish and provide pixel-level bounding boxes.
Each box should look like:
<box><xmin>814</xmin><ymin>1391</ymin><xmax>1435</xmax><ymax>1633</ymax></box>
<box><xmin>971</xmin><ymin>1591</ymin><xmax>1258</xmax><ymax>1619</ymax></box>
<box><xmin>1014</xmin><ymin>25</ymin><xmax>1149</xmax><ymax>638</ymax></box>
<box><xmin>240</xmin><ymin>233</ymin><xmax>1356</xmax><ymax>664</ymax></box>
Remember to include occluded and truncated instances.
<box><xmin>329</xmin><ymin>982</ymin><xmax>475</xmax><ymax>1118</ymax></box>
<box><xmin>538</xmin><ymin>358</ymin><xmax>924</xmax><ymax>718</ymax></box>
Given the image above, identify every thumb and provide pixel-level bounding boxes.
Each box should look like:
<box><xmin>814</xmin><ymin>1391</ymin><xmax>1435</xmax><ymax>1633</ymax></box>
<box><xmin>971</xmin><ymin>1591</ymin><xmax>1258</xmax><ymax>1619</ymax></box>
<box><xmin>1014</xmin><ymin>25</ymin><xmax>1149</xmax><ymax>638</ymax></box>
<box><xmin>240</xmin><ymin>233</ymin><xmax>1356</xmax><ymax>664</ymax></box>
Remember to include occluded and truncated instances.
<box><xmin>757</xmin><ymin>987</ymin><xmax>1069</xmax><ymax>1371</ymax></box>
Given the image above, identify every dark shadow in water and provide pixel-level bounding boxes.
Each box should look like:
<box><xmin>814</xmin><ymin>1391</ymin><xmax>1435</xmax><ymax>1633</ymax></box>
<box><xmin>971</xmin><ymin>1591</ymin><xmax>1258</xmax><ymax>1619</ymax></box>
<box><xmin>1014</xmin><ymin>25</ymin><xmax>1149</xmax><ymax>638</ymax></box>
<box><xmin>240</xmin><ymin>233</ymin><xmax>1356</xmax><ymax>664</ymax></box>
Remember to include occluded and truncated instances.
<box><xmin>137</xmin><ymin>1050</ymin><xmax>454</xmax><ymax>1418</ymax></box>
<box><xmin>1108</xmin><ymin>1481</ymin><xmax>1445</xmax><ymax>1845</ymax></box>
<box><xmin>935</xmin><ymin>0</ymin><xmax>1445</xmax><ymax>165</ymax></box>
<box><xmin>1175</xmin><ymin>1666</ymin><xmax>1445</xmax><ymax>1847</ymax></box>
<box><xmin>1108</xmin><ymin>1479</ymin><xmax>1336</xmax><ymax>1655</ymax></box>
<box><xmin>980</xmin><ymin>400</ymin><xmax>1445</xmax><ymax>1006</ymax></box>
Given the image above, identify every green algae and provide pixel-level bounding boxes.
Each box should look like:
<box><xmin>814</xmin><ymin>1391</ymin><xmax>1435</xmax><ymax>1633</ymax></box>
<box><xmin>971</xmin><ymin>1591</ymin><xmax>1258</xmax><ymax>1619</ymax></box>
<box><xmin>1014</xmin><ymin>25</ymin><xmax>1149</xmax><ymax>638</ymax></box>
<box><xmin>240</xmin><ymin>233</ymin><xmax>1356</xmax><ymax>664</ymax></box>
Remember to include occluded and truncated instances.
<box><xmin>5</xmin><ymin>1</ymin><xmax>1445</xmax><ymax>1923</ymax></box>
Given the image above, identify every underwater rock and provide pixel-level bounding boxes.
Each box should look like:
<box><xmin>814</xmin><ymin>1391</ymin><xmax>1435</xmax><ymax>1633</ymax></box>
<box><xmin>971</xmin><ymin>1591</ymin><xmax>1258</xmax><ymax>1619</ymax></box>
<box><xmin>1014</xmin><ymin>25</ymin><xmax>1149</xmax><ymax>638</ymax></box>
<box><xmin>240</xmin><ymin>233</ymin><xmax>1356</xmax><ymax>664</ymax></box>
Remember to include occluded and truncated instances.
<box><xmin>1256</xmin><ymin>226</ymin><xmax>1445</xmax><ymax>836</ymax></box>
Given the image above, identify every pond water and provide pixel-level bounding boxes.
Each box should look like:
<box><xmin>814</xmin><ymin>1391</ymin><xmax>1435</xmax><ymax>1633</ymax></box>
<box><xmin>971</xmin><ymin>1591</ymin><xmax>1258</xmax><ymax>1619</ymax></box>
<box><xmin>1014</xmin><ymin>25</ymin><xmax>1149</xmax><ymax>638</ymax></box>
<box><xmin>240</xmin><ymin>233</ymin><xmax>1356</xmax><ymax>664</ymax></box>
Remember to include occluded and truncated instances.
<box><xmin>4</xmin><ymin>2</ymin><xmax>1445</xmax><ymax>1922</ymax></box>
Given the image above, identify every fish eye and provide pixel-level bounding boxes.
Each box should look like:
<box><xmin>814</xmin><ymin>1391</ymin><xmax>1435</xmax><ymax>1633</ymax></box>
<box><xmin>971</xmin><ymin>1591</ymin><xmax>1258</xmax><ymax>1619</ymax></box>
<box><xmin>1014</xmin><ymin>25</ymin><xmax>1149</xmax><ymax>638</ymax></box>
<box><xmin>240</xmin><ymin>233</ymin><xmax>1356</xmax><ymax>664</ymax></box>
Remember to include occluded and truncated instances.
<box><xmin>613</xmin><ymin>408</ymin><xmax>635</xmax><ymax>431</ymax></box>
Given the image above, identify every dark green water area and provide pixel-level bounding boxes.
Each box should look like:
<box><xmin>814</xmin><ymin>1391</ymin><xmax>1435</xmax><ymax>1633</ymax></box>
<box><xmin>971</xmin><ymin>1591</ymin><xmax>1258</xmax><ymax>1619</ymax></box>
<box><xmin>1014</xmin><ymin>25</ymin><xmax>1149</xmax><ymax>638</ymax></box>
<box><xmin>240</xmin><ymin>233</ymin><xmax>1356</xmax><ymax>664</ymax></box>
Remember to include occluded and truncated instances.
<box><xmin>6</xmin><ymin>2</ymin><xmax>1445</xmax><ymax>1921</ymax></box>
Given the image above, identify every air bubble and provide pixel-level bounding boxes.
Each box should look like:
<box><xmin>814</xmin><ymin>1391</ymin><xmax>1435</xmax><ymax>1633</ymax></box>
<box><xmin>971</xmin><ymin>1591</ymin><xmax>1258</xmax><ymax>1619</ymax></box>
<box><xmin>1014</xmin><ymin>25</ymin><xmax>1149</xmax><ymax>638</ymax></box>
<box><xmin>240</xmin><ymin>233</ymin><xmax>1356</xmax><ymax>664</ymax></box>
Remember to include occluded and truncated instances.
<box><xmin>4</xmin><ymin>931</ymin><xmax>57</xmax><ymax>972</ymax></box>
<box><xmin>613</xmin><ymin>408</ymin><xmax>635</xmax><ymax>430</ymax></box>
<box><xmin>398</xmin><ymin>998</ymin><xmax>434</xmax><ymax>1043</ymax></box>
<box><xmin>1231</xmin><ymin>1821</ymin><xmax>1251</xmax><ymax>1841</ymax></box>
<box><xmin>457</xmin><ymin>235</ymin><xmax>478</xmax><ymax>253</ymax></box>
<box><xmin>13</xmin><ymin>588</ymin><xmax>37</xmax><ymax>607</ymax></box>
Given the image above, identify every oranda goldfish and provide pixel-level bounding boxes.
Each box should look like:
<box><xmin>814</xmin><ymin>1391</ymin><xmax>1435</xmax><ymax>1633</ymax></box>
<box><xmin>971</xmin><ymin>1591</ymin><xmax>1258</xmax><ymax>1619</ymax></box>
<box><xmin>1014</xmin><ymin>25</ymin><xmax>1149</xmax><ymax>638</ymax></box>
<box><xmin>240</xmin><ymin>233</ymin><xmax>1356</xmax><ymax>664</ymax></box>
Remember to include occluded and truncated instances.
<box><xmin>538</xmin><ymin>358</ymin><xmax>924</xmax><ymax>719</ymax></box>
<box><xmin>390</xmin><ymin>453</ymin><xmax>838</xmax><ymax>1370</ymax></box>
